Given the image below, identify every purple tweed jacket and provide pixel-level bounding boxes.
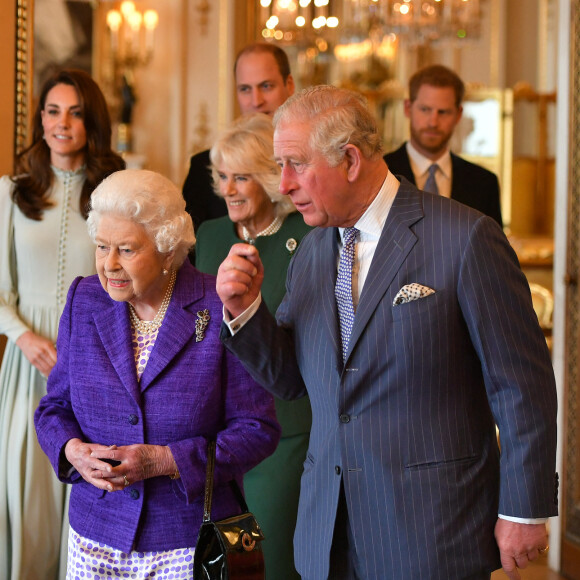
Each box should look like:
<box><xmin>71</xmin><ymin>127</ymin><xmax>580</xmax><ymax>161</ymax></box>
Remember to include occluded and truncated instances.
<box><xmin>34</xmin><ymin>261</ymin><xmax>280</xmax><ymax>553</ymax></box>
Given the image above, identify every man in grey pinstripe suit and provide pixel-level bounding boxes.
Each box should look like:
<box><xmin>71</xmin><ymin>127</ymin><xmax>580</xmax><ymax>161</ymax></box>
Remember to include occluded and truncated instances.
<box><xmin>217</xmin><ymin>86</ymin><xmax>558</xmax><ymax>580</ymax></box>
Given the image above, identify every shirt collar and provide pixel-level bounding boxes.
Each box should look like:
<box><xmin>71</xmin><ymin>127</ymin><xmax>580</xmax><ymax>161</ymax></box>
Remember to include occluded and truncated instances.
<box><xmin>406</xmin><ymin>141</ymin><xmax>452</xmax><ymax>180</ymax></box>
<box><xmin>338</xmin><ymin>170</ymin><xmax>400</xmax><ymax>243</ymax></box>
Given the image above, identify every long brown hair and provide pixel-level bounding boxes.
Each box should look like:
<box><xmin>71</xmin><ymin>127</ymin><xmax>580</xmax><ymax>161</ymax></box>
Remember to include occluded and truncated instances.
<box><xmin>12</xmin><ymin>69</ymin><xmax>125</xmax><ymax>220</ymax></box>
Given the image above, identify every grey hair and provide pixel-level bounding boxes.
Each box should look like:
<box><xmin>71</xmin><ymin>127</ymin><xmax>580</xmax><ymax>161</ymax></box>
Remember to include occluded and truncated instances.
<box><xmin>209</xmin><ymin>113</ymin><xmax>295</xmax><ymax>218</ymax></box>
<box><xmin>87</xmin><ymin>169</ymin><xmax>196</xmax><ymax>268</ymax></box>
<box><xmin>273</xmin><ymin>85</ymin><xmax>383</xmax><ymax>166</ymax></box>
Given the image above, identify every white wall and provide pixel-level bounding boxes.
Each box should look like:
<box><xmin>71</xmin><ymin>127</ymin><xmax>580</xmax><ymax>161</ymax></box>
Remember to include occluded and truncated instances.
<box><xmin>125</xmin><ymin>0</ymin><xmax>236</xmax><ymax>186</ymax></box>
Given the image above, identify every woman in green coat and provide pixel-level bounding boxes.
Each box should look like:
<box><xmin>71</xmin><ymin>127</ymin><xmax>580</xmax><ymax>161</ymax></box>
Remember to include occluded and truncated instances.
<box><xmin>195</xmin><ymin>113</ymin><xmax>312</xmax><ymax>580</ymax></box>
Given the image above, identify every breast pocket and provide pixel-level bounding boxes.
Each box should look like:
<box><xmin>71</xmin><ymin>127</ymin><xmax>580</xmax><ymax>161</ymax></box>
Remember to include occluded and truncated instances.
<box><xmin>391</xmin><ymin>290</ymin><xmax>442</xmax><ymax>322</ymax></box>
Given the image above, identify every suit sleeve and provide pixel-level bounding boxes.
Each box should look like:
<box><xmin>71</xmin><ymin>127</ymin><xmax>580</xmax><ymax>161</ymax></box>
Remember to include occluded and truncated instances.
<box><xmin>457</xmin><ymin>216</ymin><xmax>557</xmax><ymax>518</ymax></box>
<box><xmin>182</xmin><ymin>151</ymin><xmax>227</xmax><ymax>232</ymax></box>
<box><xmin>167</xmin><ymin>342</ymin><xmax>282</xmax><ymax>504</ymax></box>
<box><xmin>221</xmin><ymin>252</ymin><xmax>308</xmax><ymax>401</ymax></box>
<box><xmin>0</xmin><ymin>176</ymin><xmax>31</xmax><ymax>342</ymax></box>
<box><xmin>483</xmin><ymin>172</ymin><xmax>503</xmax><ymax>228</ymax></box>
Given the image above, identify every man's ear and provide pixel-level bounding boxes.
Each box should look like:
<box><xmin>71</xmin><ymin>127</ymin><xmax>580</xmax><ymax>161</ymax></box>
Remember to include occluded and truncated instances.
<box><xmin>343</xmin><ymin>144</ymin><xmax>362</xmax><ymax>182</ymax></box>
<box><xmin>286</xmin><ymin>74</ymin><xmax>296</xmax><ymax>96</ymax></box>
<box><xmin>404</xmin><ymin>98</ymin><xmax>412</xmax><ymax>118</ymax></box>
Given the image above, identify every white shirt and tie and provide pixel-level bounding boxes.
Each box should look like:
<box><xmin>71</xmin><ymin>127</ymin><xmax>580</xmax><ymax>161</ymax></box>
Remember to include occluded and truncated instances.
<box><xmin>405</xmin><ymin>141</ymin><xmax>452</xmax><ymax>197</ymax></box>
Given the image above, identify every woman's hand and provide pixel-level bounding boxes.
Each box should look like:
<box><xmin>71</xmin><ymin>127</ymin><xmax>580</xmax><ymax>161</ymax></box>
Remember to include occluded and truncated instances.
<box><xmin>64</xmin><ymin>439</ymin><xmax>123</xmax><ymax>491</ymax></box>
<box><xmin>66</xmin><ymin>440</ymin><xmax>178</xmax><ymax>492</ymax></box>
<box><xmin>96</xmin><ymin>444</ymin><xmax>178</xmax><ymax>489</ymax></box>
<box><xmin>65</xmin><ymin>438</ymin><xmax>178</xmax><ymax>492</ymax></box>
<box><xmin>16</xmin><ymin>330</ymin><xmax>57</xmax><ymax>377</ymax></box>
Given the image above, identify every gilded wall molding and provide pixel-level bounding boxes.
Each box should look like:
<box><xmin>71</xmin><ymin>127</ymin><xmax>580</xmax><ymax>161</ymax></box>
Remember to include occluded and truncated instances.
<box><xmin>196</xmin><ymin>0</ymin><xmax>210</xmax><ymax>36</ymax></box>
<box><xmin>15</xmin><ymin>0</ymin><xmax>33</xmax><ymax>157</ymax></box>
<box><xmin>188</xmin><ymin>101</ymin><xmax>210</xmax><ymax>157</ymax></box>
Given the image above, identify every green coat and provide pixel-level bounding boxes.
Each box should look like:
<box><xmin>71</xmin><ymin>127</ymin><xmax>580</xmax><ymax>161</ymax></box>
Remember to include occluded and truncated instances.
<box><xmin>196</xmin><ymin>212</ymin><xmax>313</xmax><ymax>579</ymax></box>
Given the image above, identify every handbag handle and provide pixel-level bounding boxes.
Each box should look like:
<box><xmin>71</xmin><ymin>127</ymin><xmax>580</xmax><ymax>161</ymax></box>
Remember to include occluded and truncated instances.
<box><xmin>202</xmin><ymin>440</ymin><xmax>250</xmax><ymax>523</ymax></box>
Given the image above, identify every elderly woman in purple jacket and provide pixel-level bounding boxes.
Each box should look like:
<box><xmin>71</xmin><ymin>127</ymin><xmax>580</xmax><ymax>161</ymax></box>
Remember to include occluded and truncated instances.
<box><xmin>34</xmin><ymin>169</ymin><xmax>280</xmax><ymax>578</ymax></box>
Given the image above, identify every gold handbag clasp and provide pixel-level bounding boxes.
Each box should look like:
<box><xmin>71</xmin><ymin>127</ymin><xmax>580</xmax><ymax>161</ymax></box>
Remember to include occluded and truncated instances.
<box><xmin>241</xmin><ymin>532</ymin><xmax>256</xmax><ymax>551</ymax></box>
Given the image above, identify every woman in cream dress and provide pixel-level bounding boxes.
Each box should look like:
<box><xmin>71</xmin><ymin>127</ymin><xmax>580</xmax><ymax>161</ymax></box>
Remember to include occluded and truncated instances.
<box><xmin>0</xmin><ymin>69</ymin><xmax>124</xmax><ymax>580</ymax></box>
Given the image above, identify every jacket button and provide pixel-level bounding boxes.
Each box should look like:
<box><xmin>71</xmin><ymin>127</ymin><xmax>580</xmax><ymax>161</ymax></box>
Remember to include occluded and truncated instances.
<box><xmin>339</xmin><ymin>414</ymin><xmax>350</xmax><ymax>423</ymax></box>
<box><xmin>128</xmin><ymin>414</ymin><xmax>138</xmax><ymax>425</ymax></box>
<box><xmin>335</xmin><ymin>466</ymin><xmax>341</xmax><ymax>475</ymax></box>
<box><xmin>130</xmin><ymin>489</ymin><xmax>140</xmax><ymax>500</ymax></box>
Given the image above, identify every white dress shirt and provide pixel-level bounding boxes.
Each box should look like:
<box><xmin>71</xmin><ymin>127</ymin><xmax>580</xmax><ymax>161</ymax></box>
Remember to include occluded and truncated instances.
<box><xmin>406</xmin><ymin>141</ymin><xmax>452</xmax><ymax>198</ymax></box>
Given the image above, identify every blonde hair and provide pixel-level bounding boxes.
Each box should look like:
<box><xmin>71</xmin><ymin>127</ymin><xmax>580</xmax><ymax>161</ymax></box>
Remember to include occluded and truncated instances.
<box><xmin>210</xmin><ymin>113</ymin><xmax>295</xmax><ymax>218</ymax></box>
<box><xmin>273</xmin><ymin>85</ymin><xmax>383</xmax><ymax>166</ymax></box>
<box><xmin>87</xmin><ymin>169</ymin><xmax>195</xmax><ymax>267</ymax></box>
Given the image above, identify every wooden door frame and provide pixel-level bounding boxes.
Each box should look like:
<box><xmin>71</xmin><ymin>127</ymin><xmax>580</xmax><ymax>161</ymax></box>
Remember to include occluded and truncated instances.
<box><xmin>0</xmin><ymin>0</ymin><xmax>16</xmax><ymax>361</ymax></box>
<box><xmin>561</xmin><ymin>0</ymin><xmax>580</xmax><ymax>576</ymax></box>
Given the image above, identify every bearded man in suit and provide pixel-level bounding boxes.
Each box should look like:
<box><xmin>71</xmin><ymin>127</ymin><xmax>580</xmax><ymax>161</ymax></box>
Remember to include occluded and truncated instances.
<box><xmin>384</xmin><ymin>64</ymin><xmax>503</xmax><ymax>227</ymax></box>
<box><xmin>216</xmin><ymin>85</ymin><xmax>557</xmax><ymax>580</ymax></box>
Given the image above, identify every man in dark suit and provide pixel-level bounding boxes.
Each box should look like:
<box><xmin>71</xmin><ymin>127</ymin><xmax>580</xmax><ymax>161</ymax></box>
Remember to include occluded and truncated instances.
<box><xmin>384</xmin><ymin>64</ymin><xmax>503</xmax><ymax>227</ymax></box>
<box><xmin>181</xmin><ymin>42</ymin><xmax>295</xmax><ymax>233</ymax></box>
<box><xmin>216</xmin><ymin>85</ymin><xmax>557</xmax><ymax>580</ymax></box>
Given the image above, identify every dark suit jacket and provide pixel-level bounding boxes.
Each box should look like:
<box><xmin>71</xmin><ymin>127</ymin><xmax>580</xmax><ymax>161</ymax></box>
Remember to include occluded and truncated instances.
<box><xmin>384</xmin><ymin>143</ymin><xmax>503</xmax><ymax>227</ymax></box>
<box><xmin>222</xmin><ymin>180</ymin><xmax>557</xmax><ymax>579</ymax></box>
<box><xmin>35</xmin><ymin>261</ymin><xmax>280</xmax><ymax>553</ymax></box>
<box><xmin>182</xmin><ymin>149</ymin><xmax>227</xmax><ymax>232</ymax></box>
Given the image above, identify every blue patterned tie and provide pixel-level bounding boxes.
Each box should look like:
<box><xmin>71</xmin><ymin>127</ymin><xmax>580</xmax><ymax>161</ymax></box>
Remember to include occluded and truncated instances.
<box><xmin>423</xmin><ymin>163</ymin><xmax>439</xmax><ymax>195</ymax></box>
<box><xmin>335</xmin><ymin>227</ymin><xmax>358</xmax><ymax>361</ymax></box>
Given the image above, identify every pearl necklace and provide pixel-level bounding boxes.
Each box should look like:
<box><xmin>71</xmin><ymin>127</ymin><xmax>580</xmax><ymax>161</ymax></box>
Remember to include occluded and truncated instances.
<box><xmin>129</xmin><ymin>270</ymin><xmax>177</xmax><ymax>334</ymax></box>
<box><xmin>241</xmin><ymin>216</ymin><xmax>283</xmax><ymax>245</ymax></box>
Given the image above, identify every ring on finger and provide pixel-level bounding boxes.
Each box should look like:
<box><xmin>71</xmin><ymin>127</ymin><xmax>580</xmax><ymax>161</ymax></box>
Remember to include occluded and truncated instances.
<box><xmin>123</xmin><ymin>475</ymin><xmax>130</xmax><ymax>487</ymax></box>
<box><xmin>538</xmin><ymin>545</ymin><xmax>549</xmax><ymax>555</ymax></box>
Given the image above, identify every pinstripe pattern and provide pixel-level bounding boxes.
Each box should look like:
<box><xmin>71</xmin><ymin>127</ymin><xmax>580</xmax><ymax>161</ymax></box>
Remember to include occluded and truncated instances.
<box><xmin>223</xmin><ymin>181</ymin><xmax>557</xmax><ymax>579</ymax></box>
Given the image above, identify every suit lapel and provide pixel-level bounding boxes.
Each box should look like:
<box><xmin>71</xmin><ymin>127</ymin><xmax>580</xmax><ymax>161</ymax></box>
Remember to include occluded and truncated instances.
<box><xmin>315</xmin><ymin>228</ymin><xmax>342</xmax><ymax>367</ymax></box>
<box><xmin>346</xmin><ymin>183</ymin><xmax>424</xmax><ymax>362</ymax></box>
<box><xmin>94</xmin><ymin>300</ymin><xmax>141</xmax><ymax>404</ymax></box>
<box><xmin>138</xmin><ymin>264</ymin><xmax>202</xmax><ymax>392</ymax></box>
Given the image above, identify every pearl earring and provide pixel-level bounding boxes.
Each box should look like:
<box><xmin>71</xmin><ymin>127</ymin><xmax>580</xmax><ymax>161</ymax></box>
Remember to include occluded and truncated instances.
<box><xmin>162</xmin><ymin>269</ymin><xmax>169</xmax><ymax>276</ymax></box>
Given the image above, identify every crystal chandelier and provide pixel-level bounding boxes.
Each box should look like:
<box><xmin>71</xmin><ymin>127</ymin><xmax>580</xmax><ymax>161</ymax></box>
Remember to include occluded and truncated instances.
<box><xmin>259</xmin><ymin>0</ymin><xmax>339</xmax><ymax>42</ymax></box>
<box><xmin>258</xmin><ymin>0</ymin><xmax>484</xmax><ymax>46</ymax></box>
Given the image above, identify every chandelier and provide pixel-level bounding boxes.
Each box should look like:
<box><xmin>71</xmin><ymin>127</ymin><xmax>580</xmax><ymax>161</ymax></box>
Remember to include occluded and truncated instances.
<box><xmin>104</xmin><ymin>1</ymin><xmax>159</xmax><ymax>153</ymax></box>
<box><xmin>106</xmin><ymin>1</ymin><xmax>159</xmax><ymax>67</ymax></box>
<box><xmin>258</xmin><ymin>0</ymin><xmax>484</xmax><ymax>46</ymax></box>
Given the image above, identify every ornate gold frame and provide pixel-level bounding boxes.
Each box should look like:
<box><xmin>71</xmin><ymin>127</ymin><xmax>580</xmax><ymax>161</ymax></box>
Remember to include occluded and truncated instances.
<box><xmin>15</xmin><ymin>0</ymin><xmax>34</xmax><ymax>158</ymax></box>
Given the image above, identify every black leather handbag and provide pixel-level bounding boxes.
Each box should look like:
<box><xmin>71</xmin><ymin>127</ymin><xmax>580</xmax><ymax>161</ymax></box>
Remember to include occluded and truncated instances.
<box><xmin>193</xmin><ymin>441</ymin><xmax>265</xmax><ymax>580</ymax></box>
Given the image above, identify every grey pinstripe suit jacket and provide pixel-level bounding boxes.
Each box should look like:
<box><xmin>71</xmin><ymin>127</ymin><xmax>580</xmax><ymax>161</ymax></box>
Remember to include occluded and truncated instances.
<box><xmin>222</xmin><ymin>179</ymin><xmax>558</xmax><ymax>579</ymax></box>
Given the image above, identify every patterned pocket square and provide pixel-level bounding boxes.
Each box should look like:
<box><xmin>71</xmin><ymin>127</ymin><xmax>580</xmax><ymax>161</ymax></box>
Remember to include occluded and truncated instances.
<box><xmin>393</xmin><ymin>283</ymin><xmax>435</xmax><ymax>306</ymax></box>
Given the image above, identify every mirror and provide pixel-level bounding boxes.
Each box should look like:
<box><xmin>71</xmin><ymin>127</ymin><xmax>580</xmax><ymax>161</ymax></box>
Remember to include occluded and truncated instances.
<box><xmin>33</xmin><ymin>0</ymin><xmax>95</xmax><ymax>94</ymax></box>
<box><xmin>15</xmin><ymin>0</ymin><xmax>97</xmax><ymax>156</ymax></box>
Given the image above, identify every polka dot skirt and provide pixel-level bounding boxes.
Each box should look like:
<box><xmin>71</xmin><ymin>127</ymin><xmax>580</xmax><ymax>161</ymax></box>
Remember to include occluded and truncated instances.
<box><xmin>67</xmin><ymin>527</ymin><xmax>195</xmax><ymax>579</ymax></box>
